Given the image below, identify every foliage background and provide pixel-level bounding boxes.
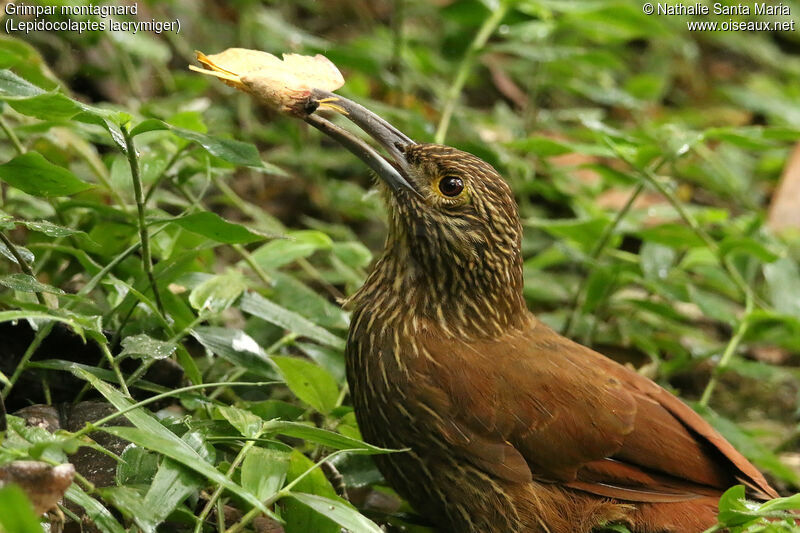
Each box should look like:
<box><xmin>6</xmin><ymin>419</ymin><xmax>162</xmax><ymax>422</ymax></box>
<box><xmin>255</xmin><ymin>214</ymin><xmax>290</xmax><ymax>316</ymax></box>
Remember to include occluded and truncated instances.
<box><xmin>0</xmin><ymin>0</ymin><xmax>800</xmax><ymax>531</ymax></box>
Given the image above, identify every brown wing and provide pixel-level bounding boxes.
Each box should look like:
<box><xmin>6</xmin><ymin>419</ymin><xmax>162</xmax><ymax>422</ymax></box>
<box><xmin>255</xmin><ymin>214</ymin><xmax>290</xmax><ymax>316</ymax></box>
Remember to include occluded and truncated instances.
<box><xmin>414</xmin><ymin>316</ymin><xmax>777</xmax><ymax>502</ymax></box>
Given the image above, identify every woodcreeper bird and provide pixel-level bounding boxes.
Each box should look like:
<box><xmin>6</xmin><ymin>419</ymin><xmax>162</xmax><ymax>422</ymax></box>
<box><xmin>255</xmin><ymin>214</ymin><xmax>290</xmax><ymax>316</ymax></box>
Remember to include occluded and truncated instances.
<box><xmin>301</xmin><ymin>90</ymin><xmax>779</xmax><ymax>533</ymax></box>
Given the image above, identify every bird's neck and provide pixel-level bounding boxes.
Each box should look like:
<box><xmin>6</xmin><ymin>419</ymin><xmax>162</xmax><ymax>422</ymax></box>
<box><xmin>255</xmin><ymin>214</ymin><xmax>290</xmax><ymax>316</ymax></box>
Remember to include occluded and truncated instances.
<box><xmin>348</xmin><ymin>239</ymin><xmax>528</xmax><ymax>339</ymax></box>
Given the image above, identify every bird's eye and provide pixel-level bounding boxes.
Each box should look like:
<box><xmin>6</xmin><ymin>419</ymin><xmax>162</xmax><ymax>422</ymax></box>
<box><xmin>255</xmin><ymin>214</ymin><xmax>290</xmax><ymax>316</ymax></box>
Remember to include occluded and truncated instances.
<box><xmin>438</xmin><ymin>176</ymin><xmax>464</xmax><ymax>197</ymax></box>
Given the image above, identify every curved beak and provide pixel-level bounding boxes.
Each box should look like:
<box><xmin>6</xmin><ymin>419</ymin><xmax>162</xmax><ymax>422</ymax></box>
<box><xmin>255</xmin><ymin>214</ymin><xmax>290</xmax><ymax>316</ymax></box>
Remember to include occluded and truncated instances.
<box><xmin>303</xmin><ymin>89</ymin><xmax>417</xmax><ymax>194</ymax></box>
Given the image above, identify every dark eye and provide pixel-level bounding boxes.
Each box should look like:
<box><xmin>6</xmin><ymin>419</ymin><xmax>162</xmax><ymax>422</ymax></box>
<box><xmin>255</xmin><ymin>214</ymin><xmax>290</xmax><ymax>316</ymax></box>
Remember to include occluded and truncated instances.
<box><xmin>438</xmin><ymin>176</ymin><xmax>464</xmax><ymax>197</ymax></box>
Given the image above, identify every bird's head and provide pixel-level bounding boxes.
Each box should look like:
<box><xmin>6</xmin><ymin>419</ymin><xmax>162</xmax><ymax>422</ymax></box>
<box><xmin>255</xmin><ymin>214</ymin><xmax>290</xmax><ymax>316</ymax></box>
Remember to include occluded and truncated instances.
<box><xmin>305</xmin><ymin>91</ymin><xmax>527</xmax><ymax>335</ymax></box>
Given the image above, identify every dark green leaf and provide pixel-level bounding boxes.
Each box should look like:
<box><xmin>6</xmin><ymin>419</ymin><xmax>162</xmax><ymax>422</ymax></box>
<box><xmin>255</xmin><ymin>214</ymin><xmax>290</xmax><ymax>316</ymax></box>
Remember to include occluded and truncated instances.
<box><xmin>171</xmin><ymin>212</ymin><xmax>265</xmax><ymax>244</ymax></box>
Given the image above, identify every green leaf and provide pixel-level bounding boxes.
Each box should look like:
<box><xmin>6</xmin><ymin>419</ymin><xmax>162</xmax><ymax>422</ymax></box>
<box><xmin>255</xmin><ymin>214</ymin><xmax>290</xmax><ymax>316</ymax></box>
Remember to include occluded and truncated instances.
<box><xmin>171</xmin><ymin>212</ymin><xmax>265</xmax><ymax>244</ymax></box>
<box><xmin>640</xmin><ymin>242</ymin><xmax>676</xmax><ymax>281</ymax></box>
<box><xmin>188</xmin><ymin>269</ymin><xmax>247</xmax><ymax>313</ymax></box>
<box><xmin>119</xmin><ymin>334</ymin><xmax>177</xmax><ymax>361</ymax></box>
<box><xmin>272</xmin><ymin>272</ymin><xmax>350</xmax><ymax>331</ymax></box>
<box><xmin>526</xmin><ymin>217</ymin><xmax>610</xmax><ymax>252</ymax></box>
<box><xmin>66</xmin><ymin>484</ymin><xmax>127</xmax><ymax>533</ymax></box>
<box><xmin>116</xmin><ymin>445</ymin><xmax>159</xmax><ymax>486</ymax></box>
<box><xmin>0</xmin><ymin>309</ymin><xmax>102</xmax><ymax>340</ymax></box>
<box><xmin>0</xmin><ymin>240</ymin><xmax>33</xmax><ymax>265</ymax></box>
<box><xmin>763</xmin><ymin>258</ymin><xmax>800</xmax><ymax>318</ymax></box>
<box><xmin>719</xmin><ymin>236</ymin><xmax>779</xmax><ymax>263</ymax></box>
<box><xmin>758</xmin><ymin>493</ymin><xmax>800</xmax><ymax>513</ymax></box>
<box><xmin>241</xmin><ymin>447</ymin><xmax>290</xmax><ymax>500</ymax></box>
<box><xmin>170</xmin><ymin>126</ymin><xmax>262</xmax><ymax>166</ymax></box>
<box><xmin>217</xmin><ymin>405</ymin><xmax>263</xmax><ymax>439</ymax></box>
<box><xmin>716</xmin><ymin>485</ymin><xmax>754</xmax><ymax>526</ymax></box>
<box><xmin>0</xmin><ymin>152</ymin><xmax>92</xmax><ymax>197</ymax></box>
<box><xmin>286</xmin><ymin>493</ymin><xmax>383</xmax><ymax>533</ymax></box>
<box><xmin>241</xmin><ymin>291</ymin><xmax>346</xmax><ymax>349</ymax></box>
<box><xmin>129</xmin><ymin>118</ymin><xmax>169</xmax><ymax>137</ymax></box>
<box><xmin>0</xmin><ymin>68</ymin><xmax>45</xmax><ymax>98</ymax></box>
<box><xmin>73</xmin><ymin>369</ymin><xmax>276</xmax><ymax>520</ymax></box>
<box><xmin>0</xmin><ymin>70</ymin><xmax>124</xmax><ymax>124</ymax></box>
<box><xmin>129</xmin><ymin>119</ymin><xmax>286</xmax><ymax>174</ymax></box>
<box><xmin>262</xmin><ymin>420</ymin><xmax>397</xmax><ymax>454</ymax></box>
<box><xmin>281</xmin><ymin>451</ymin><xmax>341</xmax><ymax>533</ymax></box>
<box><xmin>637</xmin><ymin>223</ymin><xmax>705</xmax><ymax>248</ymax></box>
<box><xmin>250</xmin><ymin>230</ymin><xmax>333</xmax><ymax>270</ymax></box>
<box><xmin>191</xmin><ymin>326</ymin><xmax>281</xmax><ymax>379</ymax></box>
<box><xmin>272</xmin><ymin>356</ymin><xmax>339</xmax><ymax>414</ymax></box>
<box><xmin>18</xmin><ymin>219</ymin><xmax>85</xmax><ymax>238</ymax></box>
<box><xmin>139</xmin><ymin>458</ymin><xmax>203</xmax><ymax>533</ymax></box>
<box><xmin>331</xmin><ymin>241</ymin><xmax>372</xmax><ymax>269</ymax></box>
<box><xmin>0</xmin><ymin>484</ymin><xmax>44</xmax><ymax>533</ymax></box>
<box><xmin>97</xmin><ymin>486</ymin><xmax>151</xmax><ymax>524</ymax></box>
<box><xmin>0</xmin><ymin>273</ymin><xmax>64</xmax><ymax>294</ymax></box>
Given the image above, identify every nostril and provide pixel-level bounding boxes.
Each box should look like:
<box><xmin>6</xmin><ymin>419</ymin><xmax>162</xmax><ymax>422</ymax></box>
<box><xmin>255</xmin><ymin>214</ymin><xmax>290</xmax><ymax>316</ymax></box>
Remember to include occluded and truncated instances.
<box><xmin>395</xmin><ymin>142</ymin><xmax>406</xmax><ymax>153</ymax></box>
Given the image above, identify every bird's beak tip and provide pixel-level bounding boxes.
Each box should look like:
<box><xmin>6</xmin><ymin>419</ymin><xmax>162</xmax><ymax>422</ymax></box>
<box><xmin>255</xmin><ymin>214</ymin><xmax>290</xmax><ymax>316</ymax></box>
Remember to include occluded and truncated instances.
<box><xmin>307</xmin><ymin>90</ymin><xmax>417</xmax><ymax>195</ymax></box>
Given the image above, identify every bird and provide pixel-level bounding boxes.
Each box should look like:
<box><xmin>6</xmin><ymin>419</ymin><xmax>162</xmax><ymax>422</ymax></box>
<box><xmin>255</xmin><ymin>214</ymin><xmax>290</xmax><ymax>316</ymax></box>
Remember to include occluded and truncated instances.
<box><xmin>301</xmin><ymin>90</ymin><xmax>779</xmax><ymax>533</ymax></box>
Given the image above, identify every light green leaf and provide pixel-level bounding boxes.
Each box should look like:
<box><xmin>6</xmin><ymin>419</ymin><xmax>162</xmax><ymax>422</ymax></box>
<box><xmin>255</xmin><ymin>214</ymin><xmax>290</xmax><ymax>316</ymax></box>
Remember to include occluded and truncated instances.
<box><xmin>262</xmin><ymin>420</ymin><xmax>397</xmax><ymax>454</ymax></box>
<box><xmin>764</xmin><ymin>258</ymin><xmax>800</xmax><ymax>318</ymax></box>
<box><xmin>119</xmin><ymin>334</ymin><xmax>177</xmax><ymax>361</ymax></box>
<box><xmin>66</xmin><ymin>484</ymin><xmax>126</xmax><ymax>533</ymax></box>
<box><xmin>217</xmin><ymin>405</ymin><xmax>263</xmax><ymax>439</ymax></box>
<box><xmin>189</xmin><ymin>269</ymin><xmax>247</xmax><ymax>313</ymax></box>
<box><xmin>250</xmin><ymin>230</ymin><xmax>333</xmax><ymax>270</ymax></box>
<box><xmin>139</xmin><ymin>458</ymin><xmax>203</xmax><ymax>533</ymax></box>
<box><xmin>0</xmin><ymin>152</ymin><xmax>92</xmax><ymax>197</ymax></box>
<box><xmin>0</xmin><ymin>484</ymin><xmax>44</xmax><ymax>533</ymax></box>
<box><xmin>272</xmin><ymin>356</ymin><xmax>339</xmax><ymax>414</ymax></box>
<box><xmin>286</xmin><ymin>492</ymin><xmax>383</xmax><ymax>533</ymax></box>
<box><xmin>241</xmin><ymin>291</ymin><xmax>346</xmax><ymax>349</ymax></box>
<box><xmin>0</xmin><ymin>273</ymin><xmax>64</xmax><ymax>294</ymax></box>
<box><xmin>242</xmin><ymin>447</ymin><xmax>290</xmax><ymax>500</ymax></box>
<box><xmin>191</xmin><ymin>326</ymin><xmax>281</xmax><ymax>379</ymax></box>
<box><xmin>18</xmin><ymin>219</ymin><xmax>85</xmax><ymax>238</ymax></box>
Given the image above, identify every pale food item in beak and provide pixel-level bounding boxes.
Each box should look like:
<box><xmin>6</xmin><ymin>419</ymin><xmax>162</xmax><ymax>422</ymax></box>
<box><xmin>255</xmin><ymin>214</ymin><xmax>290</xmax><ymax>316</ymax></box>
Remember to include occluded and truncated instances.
<box><xmin>190</xmin><ymin>48</ymin><xmax>345</xmax><ymax>115</ymax></box>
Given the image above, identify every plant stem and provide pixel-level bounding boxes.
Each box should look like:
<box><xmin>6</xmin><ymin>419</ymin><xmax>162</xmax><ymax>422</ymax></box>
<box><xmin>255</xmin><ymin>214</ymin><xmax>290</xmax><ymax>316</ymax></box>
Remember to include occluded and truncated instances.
<box><xmin>144</xmin><ymin>144</ymin><xmax>191</xmax><ymax>204</ymax></box>
<box><xmin>699</xmin><ymin>295</ymin><xmax>753</xmax><ymax>407</ymax></box>
<box><xmin>562</xmin><ymin>182</ymin><xmax>646</xmax><ymax>337</ymax></box>
<box><xmin>1</xmin><ymin>323</ymin><xmax>51</xmax><ymax>400</ymax></box>
<box><xmin>194</xmin><ymin>437</ymin><xmax>259</xmax><ymax>533</ymax></box>
<box><xmin>0</xmin><ymin>116</ymin><xmax>25</xmax><ymax>155</ymax></box>
<box><xmin>234</xmin><ymin>243</ymin><xmax>272</xmax><ymax>285</ymax></box>
<box><xmin>434</xmin><ymin>0</ymin><xmax>510</xmax><ymax>144</ymax></box>
<box><xmin>121</xmin><ymin>125</ymin><xmax>165</xmax><ymax>317</ymax></box>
